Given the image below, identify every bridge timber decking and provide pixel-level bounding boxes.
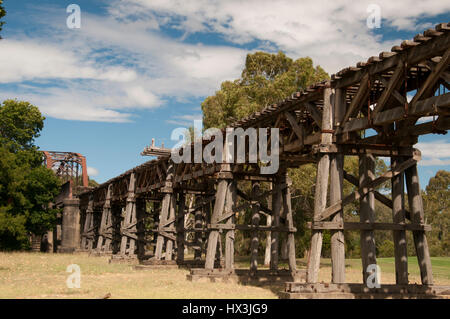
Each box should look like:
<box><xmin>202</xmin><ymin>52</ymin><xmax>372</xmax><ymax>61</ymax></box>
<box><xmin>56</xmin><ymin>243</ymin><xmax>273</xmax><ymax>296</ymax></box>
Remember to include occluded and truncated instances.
<box><xmin>69</xmin><ymin>23</ymin><xmax>450</xmax><ymax>298</ymax></box>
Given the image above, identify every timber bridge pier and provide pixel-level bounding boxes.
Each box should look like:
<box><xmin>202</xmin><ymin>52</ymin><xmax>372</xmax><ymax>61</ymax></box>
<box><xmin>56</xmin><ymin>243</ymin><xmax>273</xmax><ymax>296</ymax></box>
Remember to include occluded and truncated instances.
<box><xmin>56</xmin><ymin>23</ymin><xmax>450</xmax><ymax>299</ymax></box>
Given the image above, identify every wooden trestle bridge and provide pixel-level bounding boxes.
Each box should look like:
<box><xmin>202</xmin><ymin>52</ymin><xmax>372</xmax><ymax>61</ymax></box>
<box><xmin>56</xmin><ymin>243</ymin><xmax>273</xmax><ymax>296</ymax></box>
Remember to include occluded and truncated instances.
<box><xmin>60</xmin><ymin>23</ymin><xmax>450</xmax><ymax>298</ymax></box>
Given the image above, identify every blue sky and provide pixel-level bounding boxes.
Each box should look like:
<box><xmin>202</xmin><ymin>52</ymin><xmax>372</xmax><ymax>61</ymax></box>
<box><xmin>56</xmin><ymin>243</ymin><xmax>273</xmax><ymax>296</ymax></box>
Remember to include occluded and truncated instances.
<box><xmin>0</xmin><ymin>0</ymin><xmax>449</xmax><ymax>188</ymax></box>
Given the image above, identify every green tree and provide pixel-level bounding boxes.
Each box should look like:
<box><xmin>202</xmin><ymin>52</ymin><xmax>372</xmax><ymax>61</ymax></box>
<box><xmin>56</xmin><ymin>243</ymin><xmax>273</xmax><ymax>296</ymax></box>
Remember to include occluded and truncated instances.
<box><xmin>202</xmin><ymin>51</ymin><xmax>329</xmax><ymax>129</ymax></box>
<box><xmin>0</xmin><ymin>100</ymin><xmax>61</xmax><ymax>250</ymax></box>
<box><xmin>423</xmin><ymin>170</ymin><xmax>450</xmax><ymax>256</ymax></box>
<box><xmin>88</xmin><ymin>178</ymin><xmax>100</xmax><ymax>188</ymax></box>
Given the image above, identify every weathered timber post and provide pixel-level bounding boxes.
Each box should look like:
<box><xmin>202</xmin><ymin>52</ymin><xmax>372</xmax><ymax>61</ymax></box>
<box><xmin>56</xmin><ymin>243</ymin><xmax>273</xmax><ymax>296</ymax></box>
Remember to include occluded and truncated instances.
<box><xmin>152</xmin><ymin>201</ymin><xmax>160</xmax><ymax>252</ymax></box>
<box><xmin>224</xmin><ymin>181</ymin><xmax>237</xmax><ymax>270</ymax></box>
<box><xmin>270</xmin><ymin>177</ymin><xmax>282</xmax><ymax>271</ymax></box>
<box><xmin>250</xmin><ymin>181</ymin><xmax>261</xmax><ymax>274</ymax></box>
<box><xmin>165</xmin><ymin>193</ymin><xmax>177</xmax><ymax>260</ymax></box>
<box><xmin>330</xmin><ymin>88</ymin><xmax>345</xmax><ymax>284</ymax></box>
<box><xmin>59</xmin><ymin>198</ymin><xmax>81</xmax><ymax>253</ymax></box>
<box><xmin>110</xmin><ymin>203</ymin><xmax>123</xmax><ymax>254</ymax></box>
<box><xmin>154</xmin><ymin>164</ymin><xmax>175</xmax><ymax>260</ymax></box>
<box><xmin>193</xmin><ymin>195</ymin><xmax>204</xmax><ymax>260</ymax></box>
<box><xmin>307</xmin><ymin>87</ymin><xmax>333</xmax><ymax>283</ymax></box>
<box><xmin>119</xmin><ymin>173</ymin><xmax>138</xmax><ymax>257</ymax></box>
<box><xmin>81</xmin><ymin>196</ymin><xmax>95</xmax><ymax>251</ymax></box>
<box><xmin>203</xmin><ymin>198</ymin><xmax>212</xmax><ymax>257</ymax></box>
<box><xmin>205</xmin><ymin>179</ymin><xmax>228</xmax><ymax>269</ymax></box>
<box><xmin>329</xmin><ymin>153</ymin><xmax>345</xmax><ymax>283</ymax></box>
<box><xmin>405</xmin><ymin>162</ymin><xmax>433</xmax><ymax>284</ymax></box>
<box><xmin>155</xmin><ymin>193</ymin><xmax>172</xmax><ymax>259</ymax></box>
<box><xmin>264</xmin><ymin>183</ymin><xmax>272</xmax><ymax>266</ymax></box>
<box><xmin>96</xmin><ymin>184</ymin><xmax>113</xmax><ymax>253</ymax></box>
<box><xmin>281</xmin><ymin>173</ymin><xmax>297</xmax><ymax>274</ymax></box>
<box><xmin>391</xmin><ymin>157</ymin><xmax>409</xmax><ymax>284</ymax></box>
<box><xmin>176</xmin><ymin>192</ymin><xmax>186</xmax><ymax>263</ymax></box>
<box><xmin>136</xmin><ymin>198</ymin><xmax>147</xmax><ymax>259</ymax></box>
<box><xmin>359</xmin><ymin>153</ymin><xmax>377</xmax><ymax>283</ymax></box>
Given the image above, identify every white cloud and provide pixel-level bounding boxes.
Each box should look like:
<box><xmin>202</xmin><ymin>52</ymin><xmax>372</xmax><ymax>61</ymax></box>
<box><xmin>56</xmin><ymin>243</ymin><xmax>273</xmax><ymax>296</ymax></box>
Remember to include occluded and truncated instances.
<box><xmin>1</xmin><ymin>1</ymin><xmax>448</xmax><ymax>123</ymax></box>
<box><xmin>118</xmin><ymin>0</ymin><xmax>450</xmax><ymax>73</ymax></box>
<box><xmin>0</xmin><ymin>9</ymin><xmax>247</xmax><ymax>122</ymax></box>
<box><xmin>0</xmin><ymin>40</ymin><xmax>137</xmax><ymax>83</ymax></box>
<box><xmin>87</xmin><ymin>166</ymin><xmax>99</xmax><ymax>177</ymax></box>
<box><xmin>125</xmin><ymin>86</ymin><xmax>161</xmax><ymax>107</ymax></box>
<box><xmin>166</xmin><ymin>114</ymin><xmax>203</xmax><ymax>126</ymax></box>
<box><xmin>416</xmin><ymin>140</ymin><xmax>450</xmax><ymax>167</ymax></box>
<box><xmin>420</xmin><ymin>158</ymin><xmax>450</xmax><ymax>166</ymax></box>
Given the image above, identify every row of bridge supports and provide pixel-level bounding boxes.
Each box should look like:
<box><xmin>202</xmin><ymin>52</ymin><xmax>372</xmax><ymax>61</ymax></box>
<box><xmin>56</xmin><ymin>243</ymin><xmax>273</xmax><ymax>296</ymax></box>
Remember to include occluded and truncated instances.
<box><xmin>66</xmin><ymin>87</ymin><xmax>437</xmax><ymax>294</ymax></box>
<box><xmin>74</xmin><ymin>166</ymin><xmax>301</xmax><ymax>278</ymax></box>
<box><xmin>71</xmin><ymin>146</ymin><xmax>435</xmax><ymax>293</ymax></box>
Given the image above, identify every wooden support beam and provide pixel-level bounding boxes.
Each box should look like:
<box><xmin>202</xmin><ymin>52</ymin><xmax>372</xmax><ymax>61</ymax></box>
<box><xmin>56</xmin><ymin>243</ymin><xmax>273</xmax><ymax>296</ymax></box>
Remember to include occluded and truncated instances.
<box><xmin>410</xmin><ymin>48</ymin><xmax>450</xmax><ymax>106</ymax></box>
<box><xmin>331</xmin><ymin>87</ymin><xmax>346</xmax><ymax>284</ymax></box>
<box><xmin>96</xmin><ymin>184</ymin><xmax>112</xmax><ymax>252</ymax></box>
<box><xmin>304</xmin><ymin>102</ymin><xmax>323</xmax><ymax>128</ymax></box>
<box><xmin>307</xmin><ymin>87</ymin><xmax>333</xmax><ymax>283</ymax></box>
<box><xmin>340</xmin><ymin>88</ymin><xmax>448</xmax><ymax>133</ymax></box>
<box><xmin>318</xmin><ymin>154</ymin><xmax>420</xmax><ymax>221</ymax></box>
<box><xmin>343</xmin><ymin>170</ymin><xmax>412</xmax><ymax>220</ymax></box>
<box><xmin>155</xmin><ymin>193</ymin><xmax>171</xmax><ymax>260</ymax></box>
<box><xmin>264</xmin><ymin>184</ymin><xmax>272</xmax><ymax>267</ymax></box>
<box><xmin>282</xmin><ymin>174</ymin><xmax>297</xmax><ymax>275</ymax></box>
<box><xmin>307</xmin><ymin>154</ymin><xmax>329</xmax><ymax>283</ymax></box>
<box><xmin>391</xmin><ymin>157</ymin><xmax>409</xmax><ymax>284</ymax></box>
<box><xmin>334</xmin><ymin>32</ymin><xmax>450</xmax><ymax>88</ymax></box>
<box><xmin>372</xmin><ymin>63</ymin><xmax>405</xmax><ymax>117</ymax></box>
<box><xmin>235</xmin><ymin>188</ymin><xmax>272</xmax><ymax>215</ymax></box>
<box><xmin>250</xmin><ymin>181</ymin><xmax>261</xmax><ymax>273</ymax></box>
<box><xmin>176</xmin><ymin>192</ymin><xmax>185</xmax><ymax>263</ymax></box>
<box><xmin>81</xmin><ymin>197</ymin><xmax>95</xmax><ymax>251</ymax></box>
<box><xmin>405</xmin><ymin>163</ymin><xmax>433</xmax><ymax>285</ymax></box>
<box><xmin>270</xmin><ymin>178</ymin><xmax>282</xmax><ymax>271</ymax></box>
<box><xmin>205</xmin><ymin>180</ymin><xmax>228</xmax><ymax>269</ymax></box>
<box><xmin>135</xmin><ymin>198</ymin><xmax>146</xmax><ymax>258</ymax></box>
<box><xmin>308</xmin><ymin>221</ymin><xmax>431</xmax><ymax>231</ymax></box>
<box><xmin>284</xmin><ymin>111</ymin><xmax>304</xmax><ymax>147</ymax></box>
<box><xmin>120</xmin><ymin>173</ymin><xmax>136</xmax><ymax>256</ymax></box>
<box><xmin>330</xmin><ymin>154</ymin><xmax>345</xmax><ymax>283</ymax></box>
<box><xmin>193</xmin><ymin>196</ymin><xmax>204</xmax><ymax>260</ymax></box>
<box><xmin>225</xmin><ymin>182</ymin><xmax>236</xmax><ymax>270</ymax></box>
<box><xmin>359</xmin><ymin>154</ymin><xmax>377</xmax><ymax>283</ymax></box>
<box><xmin>165</xmin><ymin>194</ymin><xmax>176</xmax><ymax>260</ymax></box>
<box><xmin>341</xmin><ymin>73</ymin><xmax>370</xmax><ymax>126</ymax></box>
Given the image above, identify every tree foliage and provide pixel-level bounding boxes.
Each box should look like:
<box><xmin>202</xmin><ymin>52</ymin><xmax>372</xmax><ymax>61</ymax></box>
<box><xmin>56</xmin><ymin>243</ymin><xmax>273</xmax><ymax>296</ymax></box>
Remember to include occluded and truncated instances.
<box><xmin>0</xmin><ymin>100</ymin><xmax>61</xmax><ymax>250</ymax></box>
<box><xmin>202</xmin><ymin>51</ymin><xmax>329</xmax><ymax>129</ymax></box>
<box><xmin>423</xmin><ymin>170</ymin><xmax>450</xmax><ymax>256</ymax></box>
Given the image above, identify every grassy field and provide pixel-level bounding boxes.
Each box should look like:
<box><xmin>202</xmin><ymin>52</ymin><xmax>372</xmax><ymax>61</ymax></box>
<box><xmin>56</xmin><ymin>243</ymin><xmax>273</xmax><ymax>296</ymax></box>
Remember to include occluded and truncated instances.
<box><xmin>0</xmin><ymin>252</ymin><xmax>449</xmax><ymax>299</ymax></box>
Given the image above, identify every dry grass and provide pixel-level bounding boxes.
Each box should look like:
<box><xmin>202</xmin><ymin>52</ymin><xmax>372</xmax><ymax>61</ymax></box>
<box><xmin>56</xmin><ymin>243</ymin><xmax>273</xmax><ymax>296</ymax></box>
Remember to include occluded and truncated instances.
<box><xmin>0</xmin><ymin>252</ymin><xmax>449</xmax><ymax>299</ymax></box>
<box><xmin>0</xmin><ymin>252</ymin><xmax>277</xmax><ymax>299</ymax></box>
